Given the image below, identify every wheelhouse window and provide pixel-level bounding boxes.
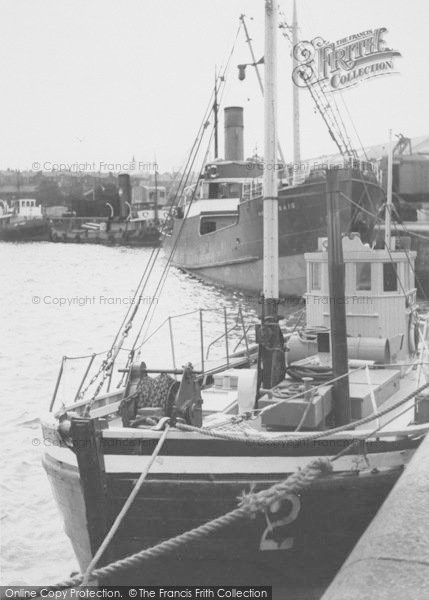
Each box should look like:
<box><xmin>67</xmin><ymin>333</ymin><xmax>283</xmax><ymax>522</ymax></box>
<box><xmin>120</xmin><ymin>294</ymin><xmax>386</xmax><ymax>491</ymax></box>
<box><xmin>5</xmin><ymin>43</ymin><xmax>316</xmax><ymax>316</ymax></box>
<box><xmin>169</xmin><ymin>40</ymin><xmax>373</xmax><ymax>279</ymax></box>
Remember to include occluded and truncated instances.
<box><xmin>356</xmin><ymin>262</ymin><xmax>371</xmax><ymax>291</ymax></box>
<box><xmin>207</xmin><ymin>182</ymin><xmax>242</xmax><ymax>199</ymax></box>
<box><xmin>383</xmin><ymin>262</ymin><xmax>398</xmax><ymax>292</ymax></box>
<box><xmin>227</xmin><ymin>183</ymin><xmax>242</xmax><ymax>198</ymax></box>
<box><xmin>310</xmin><ymin>262</ymin><xmax>321</xmax><ymax>290</ymax></box>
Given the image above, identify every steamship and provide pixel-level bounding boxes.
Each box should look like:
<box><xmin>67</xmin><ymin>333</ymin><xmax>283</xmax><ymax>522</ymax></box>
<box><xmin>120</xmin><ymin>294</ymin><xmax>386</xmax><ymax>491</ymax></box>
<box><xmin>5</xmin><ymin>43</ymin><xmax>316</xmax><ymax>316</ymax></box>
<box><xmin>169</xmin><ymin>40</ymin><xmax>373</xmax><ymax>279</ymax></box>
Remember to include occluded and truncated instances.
<box><xmin>163</xmin><ymin>107</ymin><xmax>384</xmax><ymax>297</ymax></box>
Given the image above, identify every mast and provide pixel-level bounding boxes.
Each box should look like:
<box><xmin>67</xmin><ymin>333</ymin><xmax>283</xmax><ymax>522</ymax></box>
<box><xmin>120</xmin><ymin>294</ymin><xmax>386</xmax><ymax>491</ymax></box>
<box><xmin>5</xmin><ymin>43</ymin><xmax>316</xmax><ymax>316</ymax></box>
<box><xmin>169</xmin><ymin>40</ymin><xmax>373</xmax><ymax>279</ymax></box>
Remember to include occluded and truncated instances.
<box><xmin>326</xmin><ymin>169</ymin><xmax>351</xmax><ymax>425</ymax></box>
<box><xmin>154</xmin><ymin>163</ymin><xmax>159</xmax><ymax>223</ymax></box>
<box><xmin>292</xmin><ymin>0</ymin><xmax>301</xmax><ymax>164</ymax></box>
<box><xmin>240</xmin><ymin>14</ymin><xmax>265</xmax><ymax>95</ymax></box>
<box><xmin>214</xmin><ymin>68</ymin><xmax>219</xmax><ymax>159</ymax></box>
<box><xmin>385</xmin><ymin>128</ymin><xmax>393</xmax><ymax>249</ymax></box>
<box><xmin>256</xmin><ymin>0</ymin><xmax>285</xmax><ymax>393</ymax></box>
<box><xmin>263</xmin><ymin>0</ymin><xmax>279</xmax><ymax>308</ymax></box>
<box><xmin>239</xmin><ymin>12</ymin><xmax>285</xmax><ymax>166</ymax></box>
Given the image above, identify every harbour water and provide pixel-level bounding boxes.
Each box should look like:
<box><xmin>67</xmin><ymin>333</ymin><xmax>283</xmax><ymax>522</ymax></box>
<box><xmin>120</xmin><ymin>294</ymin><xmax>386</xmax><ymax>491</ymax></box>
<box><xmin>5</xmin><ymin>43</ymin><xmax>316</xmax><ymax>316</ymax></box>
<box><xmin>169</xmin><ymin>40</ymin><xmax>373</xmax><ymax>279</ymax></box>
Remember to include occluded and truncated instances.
<box><xmin>0</xmin><ymin>242</ymin><xmax>305</xmax><ymax>586</ymax></box>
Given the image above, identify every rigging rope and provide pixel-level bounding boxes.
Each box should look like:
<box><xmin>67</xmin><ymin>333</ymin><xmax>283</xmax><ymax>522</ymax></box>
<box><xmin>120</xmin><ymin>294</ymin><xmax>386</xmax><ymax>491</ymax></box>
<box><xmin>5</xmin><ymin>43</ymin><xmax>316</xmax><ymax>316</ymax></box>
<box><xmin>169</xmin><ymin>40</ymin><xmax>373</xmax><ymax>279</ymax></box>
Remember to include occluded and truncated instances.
<box><xmin>278</xmin><ymin>11</ymin><xmax>358</xmax><ymax>159</ymax></box>
<box><xmin>338</xmin><ymin>91</ymin><xmax>369</xmax><ymax>161</ymax></box>
<box><xmin>131</xmin><ymin>40</ymin><xmax>241</xmax><ymax>352</ymax></box>
<box><xmin>78</xmin><ymin>24</ymin><xmax>242</xmax><ymax>408</ymax></box>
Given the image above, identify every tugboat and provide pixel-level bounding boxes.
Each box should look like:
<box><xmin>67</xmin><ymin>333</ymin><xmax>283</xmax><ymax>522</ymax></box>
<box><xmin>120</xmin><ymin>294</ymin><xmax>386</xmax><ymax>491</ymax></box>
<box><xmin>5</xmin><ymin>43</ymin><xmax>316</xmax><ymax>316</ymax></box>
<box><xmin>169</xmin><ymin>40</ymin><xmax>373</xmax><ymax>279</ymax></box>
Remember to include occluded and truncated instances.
<box><xmin>49</xmin><ymin>174</ymin><xmax>161</xmax><ymax>247</ymax></box>
<box><xmin>0</xmin><ymin>198</ymin><xmax>50</xmax><ymax>241</ymax></box>
<box><xmin>41</xmin><ymin>1</ymin><xmax>429</xmax><ymax>593</ymax></box>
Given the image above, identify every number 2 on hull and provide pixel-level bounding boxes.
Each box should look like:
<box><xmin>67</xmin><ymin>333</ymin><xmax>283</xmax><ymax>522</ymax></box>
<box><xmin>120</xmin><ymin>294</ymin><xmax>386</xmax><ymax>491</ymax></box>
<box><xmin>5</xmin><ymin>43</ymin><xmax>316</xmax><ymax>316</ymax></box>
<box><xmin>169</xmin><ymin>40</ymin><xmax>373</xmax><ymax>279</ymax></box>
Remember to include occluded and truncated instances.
<box><xmin>259</xmin><ymin>494</ymin><xmax>301</xmax><ymax>551</ymax></box>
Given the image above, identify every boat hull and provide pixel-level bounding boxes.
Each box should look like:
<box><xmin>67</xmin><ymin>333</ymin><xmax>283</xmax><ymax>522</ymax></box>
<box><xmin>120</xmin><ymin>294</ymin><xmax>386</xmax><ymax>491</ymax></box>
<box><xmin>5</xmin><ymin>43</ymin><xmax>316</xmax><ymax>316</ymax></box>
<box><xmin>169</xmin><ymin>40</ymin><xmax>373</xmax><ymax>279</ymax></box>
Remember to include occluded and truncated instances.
<box><xmin>180</xmin><ymin>253</ymin><xmax>306</xmax><ymax>297</ymax></box>
<box><xmin>164</xmin><ymin>172</ymin><xmax>383</xmax><ymax>297</ymax></box>
<box><xmin>0</xmin><ymin>220</ymin><xmax>50</xmax><ymax>241</ymax></box>
<box><xmin>49</xmin><ymin>218</ymin><xmax>161</xmax><ymax>247</ymax></box>
<box><xmin>41</xmin><ymin>427</ymin><xmax>418</xmax><ymax>588</ymax></box>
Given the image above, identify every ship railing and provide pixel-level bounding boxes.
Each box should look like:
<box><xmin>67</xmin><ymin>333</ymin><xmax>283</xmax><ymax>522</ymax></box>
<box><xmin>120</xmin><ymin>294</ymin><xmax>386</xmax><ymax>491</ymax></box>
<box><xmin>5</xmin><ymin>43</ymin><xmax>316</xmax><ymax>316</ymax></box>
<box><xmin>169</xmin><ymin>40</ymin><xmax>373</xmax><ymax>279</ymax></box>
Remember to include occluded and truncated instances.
<box><xmin>141</xmin><ymin>307</ymin><xmax>257</xmax><ymax>376</ymax></box>
<box><xmin>50</xmin><ymin>216</ymin><xmax>110</xmax><ymax>230</ymax></box>
<box><xmin>280</xmin><ymin>158</ymin><xmax>382</xmax><ymax>187</ymax></box>
<box><xmin>344</xmin><ymin>158</ymin><xmax>382</xmax><ymax>184</ymax></box>
<box><xmin>241</xmin><ymin>180</ymin><xmax>264</xmax><ymax>202</ymax></box>
<box><xmin>13</xmin><ymin>214</ymin><xmax>44</xmax><ymax>222</ymax></box>
<box><xmin>281</xmin><ymin>163</ymin><xmax>312</xmax><ymax>187</ymax></box>
<box><xmin>49</xmin><ymin>306</ymin><xmax>258</xmax><ymax>412</ymax></box>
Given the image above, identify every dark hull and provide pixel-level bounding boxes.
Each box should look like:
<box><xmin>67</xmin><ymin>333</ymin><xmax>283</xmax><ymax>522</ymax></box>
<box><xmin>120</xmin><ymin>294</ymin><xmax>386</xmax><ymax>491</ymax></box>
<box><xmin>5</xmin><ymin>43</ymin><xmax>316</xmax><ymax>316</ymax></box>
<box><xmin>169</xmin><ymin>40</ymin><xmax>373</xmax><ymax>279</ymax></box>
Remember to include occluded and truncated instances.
<box><xmin>0</xmin><ymin>220</ymin><xmax>50</xmax><ymax>241</ymax></box>
<box><xmin>42</xmin><ymin>425</ymin><xmax>418</xmax><ymax>592</ymax></box>
<box><xmin>50</xmin><ymin>230</ymin><xmax>161</xmax><ymax>247</ymax></box>
<box><xmin>164</xmin><ymin>171</ymin><xmax>383</xmax><ymax>296</ymax></box>
<box><xmin>50</xmin><ymin>221</ymin><xmax>161</xmax><ymax>247</ymax></box>
<box><xmin>103</xmin><ymin>471</ymin><xmax>399</xmax><ymax>586</ymax></box>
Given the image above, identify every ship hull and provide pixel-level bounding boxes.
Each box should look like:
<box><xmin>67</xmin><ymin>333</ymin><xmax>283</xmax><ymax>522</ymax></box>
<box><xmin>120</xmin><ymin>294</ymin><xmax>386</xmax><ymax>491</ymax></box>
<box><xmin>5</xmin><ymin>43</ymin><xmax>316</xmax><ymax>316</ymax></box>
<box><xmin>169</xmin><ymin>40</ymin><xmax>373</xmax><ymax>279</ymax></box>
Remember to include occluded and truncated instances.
<box><xmin>0</xmin><ymin>220</ymin><xmax>50</xmax><ymax>241</ymax></box>
<box><xmin>42</xmin><ymin>426</ymin><xmax>418</xmax><ymax>589</ymax></box>
<box><xmin>49</xmin><ymin>217</ymin><xmax>161</xmax><ymax>247</ymax></box>
<box><xmin>180</xmin><ymin>253</ymin><xmax>306</xmax><ymax>297</ymax></box>
<box><xmin>164</xmin><ymin>172</ymin><xmax>383</xmax><ymax>297</ymax></box>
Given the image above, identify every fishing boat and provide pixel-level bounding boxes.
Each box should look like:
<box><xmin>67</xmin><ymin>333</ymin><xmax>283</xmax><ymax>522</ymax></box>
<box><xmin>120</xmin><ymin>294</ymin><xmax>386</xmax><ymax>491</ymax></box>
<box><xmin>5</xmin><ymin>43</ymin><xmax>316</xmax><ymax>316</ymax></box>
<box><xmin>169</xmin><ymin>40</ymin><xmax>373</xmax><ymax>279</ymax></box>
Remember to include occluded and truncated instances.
<box><xmin>41</xmin><ymin>1</ymin><xmax>429</xmax><ymax>592</ymax></box>
<box><xmin>0</xmin><ymin>198</ymin><xmax>50</xmax><ymax>241</ymax></box>
<box><xmin>163</xmin><ymin>6</ymin><xmax>384</xmax><ymax>298</ymax></box>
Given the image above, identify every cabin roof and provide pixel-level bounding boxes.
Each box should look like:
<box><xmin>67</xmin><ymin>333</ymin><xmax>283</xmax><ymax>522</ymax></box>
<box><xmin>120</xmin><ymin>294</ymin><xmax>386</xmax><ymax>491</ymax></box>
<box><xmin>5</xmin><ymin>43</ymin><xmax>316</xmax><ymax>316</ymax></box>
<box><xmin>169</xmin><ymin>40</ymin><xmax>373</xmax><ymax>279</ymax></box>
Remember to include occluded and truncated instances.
<box><xmin>305</xmin><ymin>234</ymin><xmax>417</xmax><ymax>262</ymax></box>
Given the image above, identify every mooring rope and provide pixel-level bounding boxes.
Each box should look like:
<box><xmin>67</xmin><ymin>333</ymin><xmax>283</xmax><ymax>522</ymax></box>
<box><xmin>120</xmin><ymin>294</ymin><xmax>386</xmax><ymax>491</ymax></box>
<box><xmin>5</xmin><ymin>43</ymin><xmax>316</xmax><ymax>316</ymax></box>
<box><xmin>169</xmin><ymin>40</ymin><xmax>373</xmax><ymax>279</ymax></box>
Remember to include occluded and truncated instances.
<box><xmin>36</xmin><ymin>456</ymin><xmax>331</xmax><ymax>592</ymax></box>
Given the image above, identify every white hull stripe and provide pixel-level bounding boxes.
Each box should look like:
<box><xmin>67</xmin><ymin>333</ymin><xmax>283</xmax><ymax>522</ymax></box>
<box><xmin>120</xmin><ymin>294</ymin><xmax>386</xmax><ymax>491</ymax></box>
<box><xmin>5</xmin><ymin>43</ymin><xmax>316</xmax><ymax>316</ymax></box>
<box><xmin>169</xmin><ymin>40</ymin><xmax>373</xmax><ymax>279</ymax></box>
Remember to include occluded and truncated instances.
<box><xmin>44</xmin><ymin>446</ymin><xmax>414</xmax><ymax>475</ymax></box>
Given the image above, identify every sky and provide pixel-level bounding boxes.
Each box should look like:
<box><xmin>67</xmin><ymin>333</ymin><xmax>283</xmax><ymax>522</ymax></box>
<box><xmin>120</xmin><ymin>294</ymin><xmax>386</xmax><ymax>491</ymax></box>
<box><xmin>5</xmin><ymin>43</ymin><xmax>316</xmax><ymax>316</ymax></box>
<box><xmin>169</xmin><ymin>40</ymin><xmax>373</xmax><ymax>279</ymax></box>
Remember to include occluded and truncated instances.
<box><xmin>1</xmin><ymin>0</ymin><xmax>428</xmax><ymax>173</ymax></box>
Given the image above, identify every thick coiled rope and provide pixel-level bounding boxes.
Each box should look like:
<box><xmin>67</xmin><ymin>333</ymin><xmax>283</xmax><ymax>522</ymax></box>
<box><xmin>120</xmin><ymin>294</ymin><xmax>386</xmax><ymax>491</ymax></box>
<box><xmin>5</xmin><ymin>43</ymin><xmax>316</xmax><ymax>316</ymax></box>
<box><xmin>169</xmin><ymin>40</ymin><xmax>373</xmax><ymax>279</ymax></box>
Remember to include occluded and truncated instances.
<box><xmin>238</xmin><ymin>457</ymin><xmax>332</xmax><ymax>513</ymax></box>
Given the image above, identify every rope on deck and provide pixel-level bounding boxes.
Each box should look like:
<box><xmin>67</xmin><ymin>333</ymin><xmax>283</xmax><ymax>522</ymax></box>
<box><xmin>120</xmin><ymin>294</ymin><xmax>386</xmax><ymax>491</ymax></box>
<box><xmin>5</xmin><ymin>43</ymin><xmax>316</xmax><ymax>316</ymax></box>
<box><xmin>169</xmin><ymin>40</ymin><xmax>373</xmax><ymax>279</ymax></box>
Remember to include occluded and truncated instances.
<box><xmin>36</xmin><ymin>456</ymin><xmax>331</xmax><ymax>592</ymax></box>
<box><xmin>176</xmin><ymin>379</ymin><xmax>429</xmax><ymax>445</ymax></box>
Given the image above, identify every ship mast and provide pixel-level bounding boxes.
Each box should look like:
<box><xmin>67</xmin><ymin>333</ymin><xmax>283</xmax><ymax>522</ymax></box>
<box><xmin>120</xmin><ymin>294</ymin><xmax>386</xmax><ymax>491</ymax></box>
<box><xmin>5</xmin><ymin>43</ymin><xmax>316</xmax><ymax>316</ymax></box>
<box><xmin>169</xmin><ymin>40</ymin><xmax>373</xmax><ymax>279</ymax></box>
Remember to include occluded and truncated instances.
<box><xmin>326</xmin><ymin>169</ymin><xmax>351</xmax><ymax>425</ymax></box>
<box><xmin>213</xmin><ymin>67</ymin><xmax>219</xmax><ymax>159</ymax></box>
<box><xmin>385</xmin><ymin>129</ymin><xmax>393</xmax><ymax>249</ymax></box>
<box><xmin>292</xmin><ymin>0</ymin><xmax>301</xmax><ymax>164</ymax></box>
<box><xmin>256</xmin><ymin>0</ymin><xmax>285</xmax><ymax>392</ymax></box>
<box><xmin>263</xmin><ymin>0</ymin><xmax>279</xmax><ymax>308</ymax></box>
<box><xmin>239</xmin><ymin>13</ymin><xmax>285</xmax><ymax>166</ymax></box>
<box><xmin>154</xmin><ymin>161</ymin><xmax>159</xmax><ymax>223</ymax></box>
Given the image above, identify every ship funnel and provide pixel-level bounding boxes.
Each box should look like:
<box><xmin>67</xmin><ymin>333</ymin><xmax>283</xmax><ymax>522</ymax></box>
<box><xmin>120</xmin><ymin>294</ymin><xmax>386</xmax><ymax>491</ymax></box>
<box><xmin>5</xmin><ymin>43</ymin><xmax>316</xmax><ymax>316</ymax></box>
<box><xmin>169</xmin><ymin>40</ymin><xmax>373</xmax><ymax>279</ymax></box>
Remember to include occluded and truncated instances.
<box><xmin>117</xmin><ymin>173</ymin><xmax>131</xmax><ymax>218</ymax></box>
<box><xmin>224</xmin><ymin>107</ymin><xmax>244</xmax><ymax>161</ymax></box>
